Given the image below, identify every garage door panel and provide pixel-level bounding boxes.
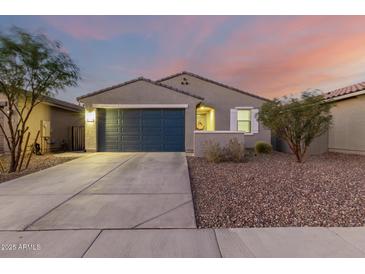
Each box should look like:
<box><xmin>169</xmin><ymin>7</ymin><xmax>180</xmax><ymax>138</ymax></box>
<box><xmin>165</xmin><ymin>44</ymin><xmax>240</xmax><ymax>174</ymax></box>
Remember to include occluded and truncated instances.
<box><xmin>164</xmin><ymin>127</ymin><xmax>184</xmax><ymax>135</ymax></box>
<box><xmin>143</xmin><ymin>119</ymin><xmax>163</xmax><ymax>127</ymax></box>
<box><xmin>164</xmin><ymin>144</ymin><xmax>184</xmax><ymax>151</ymax></box>
<box><xmin>142</xmin><ymin>144</ymin><xmax>163</xmax><ymax>151</ymax></box>
<box><xmin>121</xmin><ymin>135</ymin><xmax>141</xmax><ymax>142</ymax></box>
<box><xmin>122</xmin><ymin>144</ymin><xmax>142</xmax><ymax>152</ymax></box>
<box><xmin>164</xmin><ymin>118</ymin><xmax>184</xmax><ymax>127</ymax></box>
<box><xmin>122</xmin><ymin>110</ymin><xmax>141</xmax><ymax>118</ymax></box>
<box><xmin>163</xmin><ymin>109</ymin><xmax>184</xmax><ymax>117</ymax></box>
<box><xmin>142</xmin><ymin>127</ymin><xmax>162</xmax><ymax>135</ymax></box>
<box><xmin>142</xmin><ymin>135</ymin><xmax>163</xmax><ymax>143</ymax></box>
<box><xmin>122</xmin><ymin>119</ymin><xmax>140</xmax><ymax>127</ymax></box>
<box><xmin>142</xmin><ymin>110</ymin><xmax>163</xmax><ymax>118</ymax></box>
<box><xmin>98</xmin><ymin>108</ymin><xmax>184</xmax><ymax>152</ymax></box>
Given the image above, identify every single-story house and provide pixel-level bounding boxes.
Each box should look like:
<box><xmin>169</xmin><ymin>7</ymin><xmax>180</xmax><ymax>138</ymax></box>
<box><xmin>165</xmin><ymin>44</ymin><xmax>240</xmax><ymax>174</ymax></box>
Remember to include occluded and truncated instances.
<box><xmin>0</xmin><ymin>95</ymin><xmax>84</xmax><ymax>154</ymax></box>
<box><xmin>77</xmin><ymin>71</ymin><xmax>271</xmax><ymax>152</ymax></box>
<box><xmin>325</xmin><ymin>82</ymin><xmax>365</xmax><ymax>155</ymax></box>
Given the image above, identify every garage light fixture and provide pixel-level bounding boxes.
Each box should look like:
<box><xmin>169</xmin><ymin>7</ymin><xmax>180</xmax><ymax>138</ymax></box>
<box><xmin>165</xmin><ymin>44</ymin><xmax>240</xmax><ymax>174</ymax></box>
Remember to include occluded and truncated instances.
<box><xmin>86</xmin><ymin>110</ymin><xmax>96</xmax><ymax>122</ymax></box>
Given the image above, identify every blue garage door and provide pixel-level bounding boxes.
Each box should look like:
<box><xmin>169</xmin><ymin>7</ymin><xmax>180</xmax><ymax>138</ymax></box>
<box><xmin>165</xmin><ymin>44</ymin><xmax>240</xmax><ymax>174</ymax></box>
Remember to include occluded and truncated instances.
<box><xmin>98</xmin><ymin>109</ymin><xmax>185</xmax><ymax>152</ymax></box>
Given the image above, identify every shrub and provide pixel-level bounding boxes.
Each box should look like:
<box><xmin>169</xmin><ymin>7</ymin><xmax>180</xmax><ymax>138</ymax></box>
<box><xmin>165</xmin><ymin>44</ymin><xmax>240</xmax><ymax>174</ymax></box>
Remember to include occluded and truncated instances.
<box><xmin>204</xmin><ymin>140</ymin><xmax>223</xmax><ymax>163</ymax></box>
<box><xmin>223</xmin><ymin>138</ymin><xmax>245</xmax><ymax>162</ymax></box>
<box><xmin>255</xmin><ymin>141</ymin><xmax>273</xmax><ymax>154</ymax></box>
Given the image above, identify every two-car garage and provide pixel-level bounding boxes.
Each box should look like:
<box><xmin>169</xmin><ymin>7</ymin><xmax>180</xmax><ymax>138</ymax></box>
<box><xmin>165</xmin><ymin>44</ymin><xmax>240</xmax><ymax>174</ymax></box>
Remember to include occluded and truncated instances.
<box><xmin>97</xmin><ymin>108</ymin><xmax>185</xmax><ymax>152</ymax></box>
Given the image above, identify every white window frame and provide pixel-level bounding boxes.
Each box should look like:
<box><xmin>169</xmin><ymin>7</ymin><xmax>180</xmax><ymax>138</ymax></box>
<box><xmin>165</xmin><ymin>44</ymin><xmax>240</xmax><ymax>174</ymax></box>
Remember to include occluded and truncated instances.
<box><xmin>235</xmin><ymin>107</ymin><xmax>254</xmax><ymax>135</ymax></box>
<box><xmin>230</xmin><ymin>106</ymin><xmax>259</xmax><ymax>135</ymax></box>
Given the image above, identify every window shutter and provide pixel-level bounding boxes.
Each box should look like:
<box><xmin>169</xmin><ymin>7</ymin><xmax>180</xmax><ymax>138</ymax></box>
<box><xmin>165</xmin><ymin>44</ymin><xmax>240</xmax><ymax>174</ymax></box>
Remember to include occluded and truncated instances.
<box><xmin>251</xmin><ymin>108</ymin><xmax>259</xmax><ymax>134</ymax></box>
<box><xmin>230</xmin><ymin>109</ymin><xmax>238</xmax><ymax>131</ymax></box>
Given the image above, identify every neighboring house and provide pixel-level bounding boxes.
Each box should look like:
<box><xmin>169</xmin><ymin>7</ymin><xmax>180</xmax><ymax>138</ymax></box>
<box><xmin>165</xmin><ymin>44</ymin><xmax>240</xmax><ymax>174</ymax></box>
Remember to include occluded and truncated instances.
<box><xmin>77</xmin><ymin>71</ymin><xmax>271</xmax><ymax>152</ymax></box>
<box><xmin>0</xmin><ymin>95</ymin><xmax>84</xmax><ymax>154</ymax></box>
<box><xmin>324</xmin><ymin>82</ymin><xmax>365</xmax><ymax>155</ymax></box>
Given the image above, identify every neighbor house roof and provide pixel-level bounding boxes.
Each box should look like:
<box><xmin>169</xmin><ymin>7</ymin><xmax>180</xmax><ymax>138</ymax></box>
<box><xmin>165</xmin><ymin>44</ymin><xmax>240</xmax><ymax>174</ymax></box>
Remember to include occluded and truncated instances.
<box><xmin>325</xmin><ymin>81</ymin><xmax>365</xmax><ymax>101</ymax></box>
<box><xmin>42</xmin><ymin>96</ymin><xmax>83</xmax><ymax>112</ymax></box>
<box><xmin>77</xmin><ymin>77</ymin><xmax>204</xmax><ymax>101</ymax></box>
<box><xmin>157</xmin><ymin>71</ymin><xmax>270</xmax><ymax>102</ymax></box>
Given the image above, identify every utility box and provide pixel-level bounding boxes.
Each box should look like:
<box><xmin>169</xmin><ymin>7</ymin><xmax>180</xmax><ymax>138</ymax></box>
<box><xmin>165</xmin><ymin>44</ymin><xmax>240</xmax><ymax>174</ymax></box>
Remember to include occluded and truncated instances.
<box><xmin>41</xmin><ymin>120</ymin><xmax>51</xmax><ymax>138</ymax></box>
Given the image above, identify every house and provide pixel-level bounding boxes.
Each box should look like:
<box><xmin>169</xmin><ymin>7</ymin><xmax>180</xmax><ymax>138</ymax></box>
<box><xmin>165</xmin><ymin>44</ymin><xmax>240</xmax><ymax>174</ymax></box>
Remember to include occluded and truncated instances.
<box><xmin>0</xmin><ymin>95</ymin><xmax>84</xmax><ymax>154</ymax></box>
<box><xmin>77</xmin><ymin>71</ymin><xmax>271</xmax><ymax>152</ymax></box>
<box><xmin>325</xmin><ymin>82</ymin><xmax>365</xmax><ymax>155</ymax></box>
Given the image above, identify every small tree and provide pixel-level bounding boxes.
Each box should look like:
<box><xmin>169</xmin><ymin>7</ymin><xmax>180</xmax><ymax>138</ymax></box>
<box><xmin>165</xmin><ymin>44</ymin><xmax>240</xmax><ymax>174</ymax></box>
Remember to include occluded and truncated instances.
<box><xmin>0</xmin><ymin>27</ymin><xmax>80</xmax><ymax>172</ymax></box>
<box><xmin>258</xmin><ymin>91</ymin><xmax>333</xmax><ymax>163</ymax></box>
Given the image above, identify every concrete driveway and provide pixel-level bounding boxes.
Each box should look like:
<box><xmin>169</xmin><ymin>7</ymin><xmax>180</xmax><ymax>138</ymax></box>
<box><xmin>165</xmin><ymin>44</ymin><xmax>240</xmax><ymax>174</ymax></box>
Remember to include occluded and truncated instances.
<box><xmin>0</xmin><ymin>152</ymin><xmax>210</xmax><ymax>257</ymax></box>
<box><xmin>0</xmin><ymin>152</ymin><xmax>195</xmax><ymax>231</ymax></box>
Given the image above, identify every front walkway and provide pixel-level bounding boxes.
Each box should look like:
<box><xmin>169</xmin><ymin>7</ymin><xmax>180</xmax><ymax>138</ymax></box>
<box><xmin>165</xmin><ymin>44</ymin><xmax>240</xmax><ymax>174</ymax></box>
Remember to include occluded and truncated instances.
<box><xmin>0</xmin><ymin>152</ymin><xmax>364</xmax><ymax>257</ymax></box>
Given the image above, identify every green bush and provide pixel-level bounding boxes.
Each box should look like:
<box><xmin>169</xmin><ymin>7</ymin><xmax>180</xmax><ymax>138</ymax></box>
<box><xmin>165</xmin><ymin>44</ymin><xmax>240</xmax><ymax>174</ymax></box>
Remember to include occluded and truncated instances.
<box><xmin>255</xmin><ymin>141</ymin><xmax>273</xmax><ymax>154</ymax></box>
<box><xmin>204</xmin><ymin>140</ymin><xmax>223</xmax><ymax>163</ymax></box>
<box><xmin>223</xmin><ymin>138</ymin><xmax>245</xmax><ymax>162</ymax></box>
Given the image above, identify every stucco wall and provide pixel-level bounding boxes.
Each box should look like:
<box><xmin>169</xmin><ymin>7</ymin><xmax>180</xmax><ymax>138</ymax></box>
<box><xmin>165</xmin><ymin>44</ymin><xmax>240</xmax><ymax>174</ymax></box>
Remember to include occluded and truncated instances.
<box><xmin>0</xmin><ymin>96</ymin><xmax>83</xmax><ymax>153</ymax></box>
<box><xmin>79</xmin><ymin>80</ymin><xmax>201</xmax><ymax>152</ymax></box>
<box><xmin>274</xmin><ymin>131</ymin><xmax>329</xmax><ymax>155</ymax></box>
<box><xmin>328</xmin><ymin>94</ymin><xmax>365</xmax><ymax>155</ymax></box>
<box><xmin>21</xmin><ymin>102</ymin><xmax>84</xmax><ymax>152</ymax></box>
<box><xmin>160</xmin><ymin>74</ymin><xmax>271</xmax><ymax>147</ymax></box>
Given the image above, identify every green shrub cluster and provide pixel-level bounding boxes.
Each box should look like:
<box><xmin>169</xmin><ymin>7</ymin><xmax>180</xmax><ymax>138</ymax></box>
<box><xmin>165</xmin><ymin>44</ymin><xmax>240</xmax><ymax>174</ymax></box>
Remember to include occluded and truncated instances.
<box><xmin>255</xmin><ymin>141</ymin><xmax>273</xmax><ymax>154</ymax></box>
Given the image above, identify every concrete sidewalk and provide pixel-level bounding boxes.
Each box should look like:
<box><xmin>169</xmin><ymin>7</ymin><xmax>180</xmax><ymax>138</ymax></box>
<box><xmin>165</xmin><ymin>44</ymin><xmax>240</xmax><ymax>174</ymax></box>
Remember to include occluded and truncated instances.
<box><xmin>1</xmin><ymin>227</ymin><xmax>365</xmax><ymax>257</ymax></box>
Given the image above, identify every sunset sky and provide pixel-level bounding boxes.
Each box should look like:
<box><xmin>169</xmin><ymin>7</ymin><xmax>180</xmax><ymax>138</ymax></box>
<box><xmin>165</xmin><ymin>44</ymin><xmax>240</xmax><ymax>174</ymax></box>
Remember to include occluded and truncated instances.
<box><xmin>1</xmin><ymin>16</ymin><xmax>365</xmax><ymax>103</ymax></box>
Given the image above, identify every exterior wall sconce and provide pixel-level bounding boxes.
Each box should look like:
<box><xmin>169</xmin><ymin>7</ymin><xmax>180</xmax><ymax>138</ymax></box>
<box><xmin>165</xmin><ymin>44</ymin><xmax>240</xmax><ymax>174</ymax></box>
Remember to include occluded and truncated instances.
<box><xmin>86</xmin><ymin>110</ymin><xmax>96</xmax><ymax>122</ymax></box>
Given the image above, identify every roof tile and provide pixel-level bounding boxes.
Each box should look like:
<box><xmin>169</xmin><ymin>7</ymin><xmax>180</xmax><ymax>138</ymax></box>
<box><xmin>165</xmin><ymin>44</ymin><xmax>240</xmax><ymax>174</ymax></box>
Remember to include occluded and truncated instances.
<box><xmin>325</xmin><ymin>81</ymin><xmax>365</xmax><ymax>100</ymax></box>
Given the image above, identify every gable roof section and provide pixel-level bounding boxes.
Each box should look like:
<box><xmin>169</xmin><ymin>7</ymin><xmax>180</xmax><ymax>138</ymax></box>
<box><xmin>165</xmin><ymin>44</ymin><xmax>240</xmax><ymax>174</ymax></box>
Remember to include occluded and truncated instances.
<box><xmin>157</xmin><ymin>71</ymin><xmax>270</xmax><ymax>102</ymax></box>
<box><xmin>77</xmin><ymin>77</ymin><xmax>204</xmax><ymax>101</ymax></box>
<box><xmin>325</xmin><ymin>81</ymin><xmax>365</xmax><ymax>101</ymax></box>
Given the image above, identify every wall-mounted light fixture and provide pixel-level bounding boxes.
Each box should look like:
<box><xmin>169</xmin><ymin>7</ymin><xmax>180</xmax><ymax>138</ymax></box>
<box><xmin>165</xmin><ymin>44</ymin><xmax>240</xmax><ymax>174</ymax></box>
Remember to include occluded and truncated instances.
<box><xmin>86</xmin><ymin>110</ymin><xmax>96</xmax><ymax>122</ymax></box>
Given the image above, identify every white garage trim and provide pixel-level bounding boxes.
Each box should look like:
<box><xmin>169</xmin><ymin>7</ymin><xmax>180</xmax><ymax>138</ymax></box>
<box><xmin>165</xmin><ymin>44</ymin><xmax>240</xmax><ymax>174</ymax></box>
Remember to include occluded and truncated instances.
<box><xmin>92</xmin><ymin>104</ymin><xmax>189</xmax><ymax>109</ymax></box>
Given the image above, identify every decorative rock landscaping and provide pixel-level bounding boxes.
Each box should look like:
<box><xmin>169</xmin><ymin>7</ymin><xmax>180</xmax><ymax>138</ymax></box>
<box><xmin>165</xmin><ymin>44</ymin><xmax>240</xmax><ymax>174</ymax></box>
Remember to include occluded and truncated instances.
<box><xmin>187</xmin><ymin>152</ymin><xmax>365</xmax><ymax>228</ymax></box>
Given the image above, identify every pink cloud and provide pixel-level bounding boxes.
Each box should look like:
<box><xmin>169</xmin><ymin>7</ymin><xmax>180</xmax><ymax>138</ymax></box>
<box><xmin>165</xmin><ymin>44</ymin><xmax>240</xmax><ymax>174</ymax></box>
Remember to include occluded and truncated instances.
<box><xmin>192</xmin><ymin>16</ymin><xmax>365</xmax><ymax>98</ymax></box>
<box><xmin>43</xmin><ymin>16</ymin><xmax>365</xmax><ymax>98</ymax></box>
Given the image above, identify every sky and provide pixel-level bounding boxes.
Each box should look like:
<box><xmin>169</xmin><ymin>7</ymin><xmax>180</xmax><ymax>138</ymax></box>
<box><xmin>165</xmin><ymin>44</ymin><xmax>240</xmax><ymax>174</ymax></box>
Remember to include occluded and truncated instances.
<box><xmin>1</xmin><ymin>16</ymin><xmax>365</xmax><ymax>103</ymax></box>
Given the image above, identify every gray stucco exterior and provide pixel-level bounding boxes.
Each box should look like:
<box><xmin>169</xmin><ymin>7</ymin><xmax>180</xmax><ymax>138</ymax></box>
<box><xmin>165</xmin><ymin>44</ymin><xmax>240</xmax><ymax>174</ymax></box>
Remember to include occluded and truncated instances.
<box><xmin>159</xmin><ymin>72</ymin><xmax>271</xmax><ymax>148</ymax></box>
<box><xmin>273</xmin><ymin>132</ymin><xmax>329</xmax><ymax>155</ymax></box>
<box><xmin>78</xmin><ymin>72</ymin><xmax>271</xmax><ymax>152</ymax></box>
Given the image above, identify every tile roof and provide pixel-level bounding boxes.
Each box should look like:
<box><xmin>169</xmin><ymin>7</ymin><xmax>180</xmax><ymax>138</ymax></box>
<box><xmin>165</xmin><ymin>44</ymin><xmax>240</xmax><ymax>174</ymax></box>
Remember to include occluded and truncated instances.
<box><xmin>77</xmin><ymin>77</ymin><xmax>204</xmax><ymax>101</ymax></box>
<box><xmin>325</xmin><ymin>81</ymin><xmax>365</xmax><ymax>100</ymax></box>
<box><xmin>157</xmin><ymin>71</ymin><xmax>270</xmax><ymax>102</ymax></box>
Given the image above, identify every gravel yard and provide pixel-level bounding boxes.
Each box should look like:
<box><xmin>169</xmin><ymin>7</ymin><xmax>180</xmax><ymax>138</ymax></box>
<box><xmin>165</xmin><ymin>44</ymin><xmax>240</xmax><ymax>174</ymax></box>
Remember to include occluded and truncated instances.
<box><xmin>187</xmin><ymin>152</ymin><xmax>365</xmax><ymax>228</ymax></box>
<box><xmin>0</xmin><ymin>154</ymin><xmax>79</xmax><ymax>183</ymax></box>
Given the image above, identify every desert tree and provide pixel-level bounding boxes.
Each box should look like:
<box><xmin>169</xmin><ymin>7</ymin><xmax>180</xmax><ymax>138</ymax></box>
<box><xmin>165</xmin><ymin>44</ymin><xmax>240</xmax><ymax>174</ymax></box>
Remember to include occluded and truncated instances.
<box><xmin>258</xmin><ymin>91</ymin><xmax>333</xmax><ymax>163</ymax></box>
<box><xmin>0</xmin><ymin>27</ymin><xmax>80</xmax><ymax>172</ymax></box>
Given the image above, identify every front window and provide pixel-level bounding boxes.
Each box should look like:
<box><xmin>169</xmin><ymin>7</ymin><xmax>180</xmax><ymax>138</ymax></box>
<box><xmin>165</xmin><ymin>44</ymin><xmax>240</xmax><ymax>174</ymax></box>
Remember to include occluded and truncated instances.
<box><xmin>237</xmin><ymin>109</ymin><xmax>251</xmax><ymax>133</ymax></box>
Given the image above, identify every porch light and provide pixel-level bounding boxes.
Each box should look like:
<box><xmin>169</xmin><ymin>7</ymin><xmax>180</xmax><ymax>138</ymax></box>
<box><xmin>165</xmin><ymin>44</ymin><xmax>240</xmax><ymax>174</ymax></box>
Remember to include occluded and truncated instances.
<box><xmin>86</xmin><ymin>110</ymin><xmax>96</xmax><ymax>122</ymax></box>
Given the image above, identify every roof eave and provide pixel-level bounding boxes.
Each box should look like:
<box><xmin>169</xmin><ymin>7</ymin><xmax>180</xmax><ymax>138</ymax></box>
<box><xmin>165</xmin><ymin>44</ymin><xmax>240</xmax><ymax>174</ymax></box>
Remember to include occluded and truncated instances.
<box><xmin>77</xmin><ymin>77</ymin><xmax>204</xmax><ymax>102</ymax></box>
<box><xmin>42</xmin><ymin>96</ymin><xmax>83</xmax><ymax>112</ymax></box>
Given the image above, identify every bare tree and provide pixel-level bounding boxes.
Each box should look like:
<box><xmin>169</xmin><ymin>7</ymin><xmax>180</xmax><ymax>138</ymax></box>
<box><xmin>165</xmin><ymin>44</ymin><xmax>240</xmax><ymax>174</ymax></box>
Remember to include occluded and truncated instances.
<box><xmin>0</xmin><ymin>27</ymin><xmax>80</xmax><ymax>172</ymax></box>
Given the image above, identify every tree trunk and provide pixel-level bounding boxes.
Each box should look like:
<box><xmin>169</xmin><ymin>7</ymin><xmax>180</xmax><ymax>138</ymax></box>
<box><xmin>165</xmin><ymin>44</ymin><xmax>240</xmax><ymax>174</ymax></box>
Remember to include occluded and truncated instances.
<box><xmin>8</xmin><ymin>148</ymin><xmax>17</xmax><ymax>173</ymax></box>
<box><xmin>294</xmin><ymin>149</ymin><xmax>303</xmax><ymax>163</ymax></box>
